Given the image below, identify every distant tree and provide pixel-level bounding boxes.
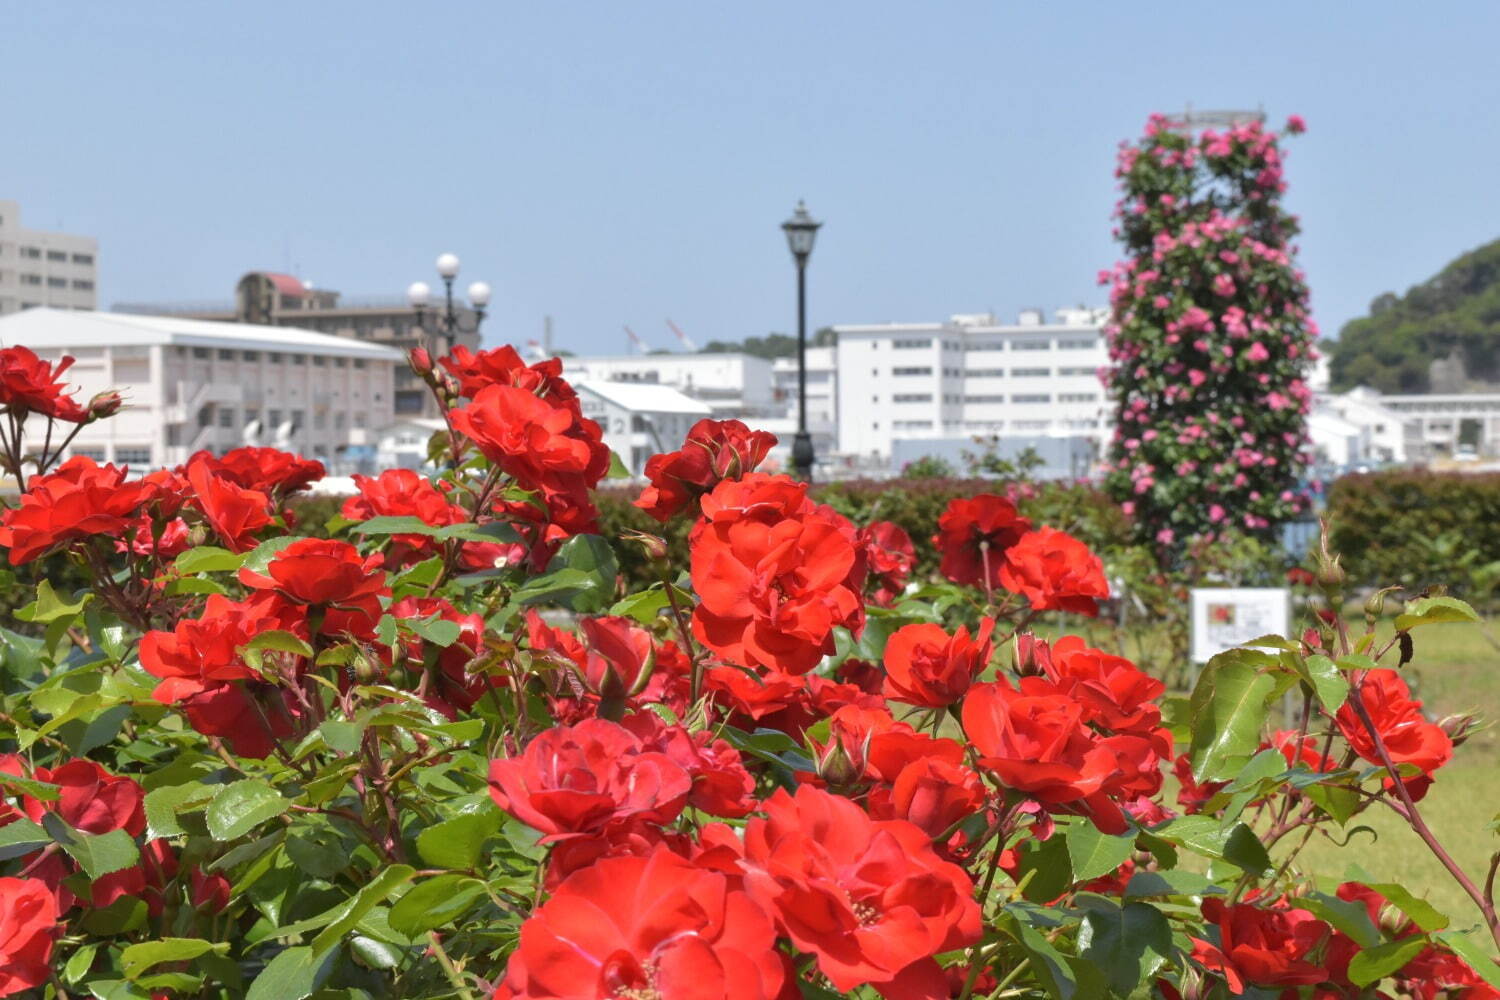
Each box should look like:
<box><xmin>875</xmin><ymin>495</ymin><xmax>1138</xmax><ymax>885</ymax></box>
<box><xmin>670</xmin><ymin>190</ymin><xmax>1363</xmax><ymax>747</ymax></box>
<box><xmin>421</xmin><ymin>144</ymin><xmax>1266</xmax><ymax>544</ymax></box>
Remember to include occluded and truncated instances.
<box><xmin>1101</xmin><ymin>112</ymin><xmax>1315</xmax><ymax>559</ymax></box>
<box><xmin>699</xmin><ymin>334</ymin><xmax>799</xmax><ymax>359</ymax></box>
<box><xmin>813</xmin><ymin>326</ymin><xmax>836</xmax><ymax>347</ymax></box>
<box><xmin>901</xmin><ymin>454</ymin><xmax>955</xmax><ymax>479</ymax></box>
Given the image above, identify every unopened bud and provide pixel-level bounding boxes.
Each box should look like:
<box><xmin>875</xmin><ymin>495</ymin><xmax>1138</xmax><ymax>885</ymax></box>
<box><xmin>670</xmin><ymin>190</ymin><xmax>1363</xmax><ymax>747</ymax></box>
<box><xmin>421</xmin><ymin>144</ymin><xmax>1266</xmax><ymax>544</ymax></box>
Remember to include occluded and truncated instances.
<box><xmin>815</xmin><ymin>738</ymin><xmax>861</xmax><ymax>788</ymax></box>
<box><xmin>1315</xmin><ymin>520</ymin><xmax>1346</xmax><ymax>590</ymax></box>
<box><xmin>86</xmin><ymin>390</ymin><xmax>124</xmax><ymax>422</ymax></box>
<box><xmin>1438</xmin><ymin>712</ymin><xmax>1480</xmax><ymax>748</ymax></box>
<box><xmin>354</xmin><ymin>654</ymin><xmax>380</xmax><ymax>684</ymax></box>
<box><xmin>622</xmin><ymin>529</ymin><xmax>669</xmax><ymax>562</ymax></box>
<box><xmin>1364</xmin><ymin>588</ymin><xmax>1392</xmax><ymax>621</ymax></box>
<box><xmin>190</xmin><ymin>870</ymin><xmax>231</xmax><ymax>915</ymax></box>
<box><xmin>1377</xmin><ymin>902</ymin><xmax>1411</xmax><ymax>938</ymax></box>
<box><xmin>409</xmin><ymin>347</ymin><xmax>434</xmax><ymax>378</ymax></box>
<box><xmin>1013</xmin><ymin>632</ymin><xmax>1046</xmax><ymax>677</ymax></box>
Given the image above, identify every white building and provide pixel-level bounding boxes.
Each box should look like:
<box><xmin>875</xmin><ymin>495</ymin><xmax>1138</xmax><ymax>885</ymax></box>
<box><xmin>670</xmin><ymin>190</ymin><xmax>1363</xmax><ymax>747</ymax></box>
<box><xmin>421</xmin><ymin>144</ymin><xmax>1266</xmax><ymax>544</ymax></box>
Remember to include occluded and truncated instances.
<box><xmin>832</xmin><ymin>307</ymin><xmax>1110</xmax><ymax>466</ymax></box>
<box><xmin>771</xmin><ymin>346</ymin><xmax>836</xmax><ymax>427</ymax></box>
<box><xmin>375</xmin><ymin>418</ymin><xmax>448</xmax><ymax>471</ymax></box>
<box><xmin>1378</xmin><ymin>391</ymin><xmax>1500</xmax><ymax>461</ymax></box>
<box><xmin>0</xmin><ymin>200</ymin><xmax>98</xmax><ymax>316</ymax></box>
<box><xmin>574</xmin><ymin>380</ymin><xmax>712</xmax><ymax>476</ymax></box>
<box><xmin>1310</xmin><ymin>386</ymin><xmax>1407</xmax><ymax>466</ymax></box>
<box><xmin>0</xmin><ymin>308</ymin><xmax>401</xmax><ymax>471</ymax></box>
<box><xmin>562</xmin><ymin>353</ymin><xmax>774</xmax><ymax>420</ymax></box>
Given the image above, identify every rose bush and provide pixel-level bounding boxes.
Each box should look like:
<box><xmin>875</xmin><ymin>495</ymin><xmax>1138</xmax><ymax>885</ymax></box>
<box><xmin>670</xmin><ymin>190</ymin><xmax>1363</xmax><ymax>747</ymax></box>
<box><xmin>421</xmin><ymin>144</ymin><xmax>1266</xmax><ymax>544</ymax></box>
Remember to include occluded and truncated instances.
<box><xmin>0</xmin><ymin>339</ymin><xmax>1495</xmax><ymax>1000</ymax></box>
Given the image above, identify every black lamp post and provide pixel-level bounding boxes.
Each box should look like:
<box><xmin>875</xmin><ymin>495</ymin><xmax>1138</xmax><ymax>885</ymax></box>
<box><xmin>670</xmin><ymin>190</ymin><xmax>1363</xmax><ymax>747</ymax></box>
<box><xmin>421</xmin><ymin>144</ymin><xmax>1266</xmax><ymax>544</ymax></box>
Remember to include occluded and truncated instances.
<box><xmin>406</xmin><ymin>253</ymin><xmax>489</xmax><ymax>349</ymax></box>
<box><xmin>781</xmin><ymin>201</ymin><xmax>821</xmax><ymax>482</ymax></box>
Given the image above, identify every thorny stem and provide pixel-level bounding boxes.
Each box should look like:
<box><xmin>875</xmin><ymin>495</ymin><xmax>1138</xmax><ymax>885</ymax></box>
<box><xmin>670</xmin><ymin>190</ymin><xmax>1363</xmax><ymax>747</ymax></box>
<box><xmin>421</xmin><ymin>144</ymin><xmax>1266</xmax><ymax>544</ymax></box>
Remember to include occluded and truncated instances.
<box><xmin>427</xmin><ymin>933</ymin><xmax>478</xmax><ymax>1000</ymax></box>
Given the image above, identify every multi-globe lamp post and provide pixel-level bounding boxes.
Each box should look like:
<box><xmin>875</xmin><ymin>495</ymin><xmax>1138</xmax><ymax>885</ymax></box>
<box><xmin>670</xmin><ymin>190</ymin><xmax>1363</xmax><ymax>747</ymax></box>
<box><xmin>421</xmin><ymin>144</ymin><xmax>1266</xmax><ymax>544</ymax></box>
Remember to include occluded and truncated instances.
<box><xmin>406</xmin><ymin>253</ymin><xmax>490</xmax><ymax>346</ymax></box>
<box><xmin>781</xmin><ymin>200</ymin><xmax>821</xmax><ymax>482</ymax></box>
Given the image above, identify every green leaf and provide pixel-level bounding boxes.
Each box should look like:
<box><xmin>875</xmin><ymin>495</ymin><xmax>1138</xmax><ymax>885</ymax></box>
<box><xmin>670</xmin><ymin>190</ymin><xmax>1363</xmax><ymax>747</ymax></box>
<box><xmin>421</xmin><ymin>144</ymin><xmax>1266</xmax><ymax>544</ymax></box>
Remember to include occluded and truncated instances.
<box><xmin>1346</xmin><ymin>873</ymin><xmax>1449</xmax><ymax>931</ymax></box>
<box><xmin>352</xmin><ymin>515</ymin><xmax>444</xmax><ymax>536</ymax></box>
<box><xmin>512</xmin><ymin>567</ymin><xmax>601</xmax><ymax>607</ymax></box>
<box><xmin>607</xmin><ymin>449</ymin><xmax>631</xmax><ymax>479</ymax></box>
<box><xmin>121</xmin><ymin>938</ymin><xmax>227</xmax><ymax>979</ymax></box>
<box><xmin>609</xmin><ymin>588</ymin><xmax>671</xmax><ymax>624</ymax></box>
<box><xmin>243</xmin><ymin>630</ymin><xmax>315</xmax><ymax>659</ymax></box>
<box><xmin>1066</xmin><ymin>823</ymin><xmax>1136</xmax><ymax>883</ymax></box>
<box><xmin>388</xmin><ymin>874</ymin><xmax>486</xmax><ymax>937</ymax></box>
<box><xmin>63</xmin><ymin>942</ymin><xmax>99</xmax><ymax>983</ymax></box>
<box><xmin>0</xmin><ymin>817</ymin><xmax>51</xmax><ymax>861</ymax></box>
<box><xmin>207</xmin><ymin>780</ymin><xmax>289</xmax><ymax>840</ymax></box>
<box><xmin>1123</xmin><ymin>870</ymin><xmax>1222</xmax><ymax>898</ymax></box>
<box><xmin>1014</xmin><ymin>832</ymin><xmax>1074</xmax><ymax>904</ymax></box>
<box><xmin>244</xmin><ymin>945</ymin><xmax>334</xmax><ymax>1000</ymax></box>
<box><xmin>319</xmin><ymin>720</ymin><xmax>364</xmax><ymax>755</ymax></box>
<box><xmin>144</xmin><ymin>782</ymin><xmax>218</xmax><ymax>839</ymax></box>
<box><xmin>416</xmin><ymin>810</ymin><xmax>502</xmax><ymax>870</ymax></box>
<box><xmin>1348</xmin><ymin>936</ymin><xmax>1428</xmax><ymax>987</ymax></box>
<box><xmin>1077</xmin><ymin>900</ymin><xmax>1172</xmax><ymax>997</ymax></box>
<box><xmin>1395</xmin><ymin>595</ymin><xmax>1480</xmax><ymax>630</ymax></box>
<box><xmin>1301</xmin><ymin>654</ymin><xmax>1350</xmax><ymax>713</ymax></box>
<box><xmin>1438</xmin><ymin>931</ymin><xmax>1500</xmax><ymax>988</ymax></box>
<box><xmin>40</xmin><ymin>813</ymin><xmax>139</xmax><ymax>879</ymax></box>
<box><xmin>15</xmin><ymin>579</ymin><xmax>91</xmax><ymax>623</ymax></box>
<box><xmin>548</xmin><ymin>533</ymin><xmax>620</xmax><ymax>613</ymax></box>
<box><xmin>1296</xmin><ymin>891</ymin><xmax>1380</xmax><ymax>948</ymax></box>
<box><xmin>1188</xmin><ymin>650</ymin><xmax>1278</xmax><ymax>782</ymax></box>
<box><xmin>309</xmin><ymin>864</ymin><xmax>415</xmax><ymax>954</ymax></box>
<box><xmin>241</xmin><ymin>535</ymin><xmax>308</xmax><ymax>576</ymax></box>
<box><xmin>174</xmin><ymin>546</ymin><xmax>246</xmax><ymax>575</ymax></box>
<box><xmin>1156</xmin><ymin>817</ymin><xmax>1270</xmax><ymax>875</ymax></box>
<box><xmin>0</xmin><ymin>772</ymin><xmax>60</xmax><ymax>801</ymax></box>
<box><xmin>407</xmin><ymin>615</ymin><xmax>461</xmax><ymax>648</ymax></box>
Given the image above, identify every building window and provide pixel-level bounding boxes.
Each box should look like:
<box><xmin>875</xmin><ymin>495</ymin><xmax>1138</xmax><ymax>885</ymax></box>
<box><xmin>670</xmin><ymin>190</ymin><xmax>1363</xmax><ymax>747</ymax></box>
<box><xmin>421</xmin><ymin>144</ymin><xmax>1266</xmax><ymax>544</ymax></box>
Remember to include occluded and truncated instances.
<box><xmin>72</xmin><ymin>279</ymin><xmax>94</xmax><ymax>291</ymax></box>
<box><xmin>20</xmin><ymin>247</ymin><xmax>40</xmax><ymax>260</ymax></box>
<box><xmin>115</xmin><ymin>447</ymin><xmax>152</xmax><ymax>465</ymax></box>
<box><xmin>1058</xmin><ymin>366</ymin><xmax>1097</xmax><ymax>376</ymax></box>
<box><xmin>1059</xmin><ymin>393</ymin><xmax>1099</xmax><ymax>403</ymax></box>
<box><xmin>1012</xmin><ymin>367</ymin><xmax>1050</xmax><ymax>377</ymax></box>
<box><xmin>966</xmin><ymin>368</ymin><xmax>1005</xmax><ymax>377</ymax></box>
<box><xmin>335</xmin><ymin>413</ymin><xmax>345</xmax><ymax>429</ymax></box>
<box><xmin>268</xmin><ymin>352</ymin><xmax>283</xmax><ymax>363</ymax></box>
<box><xmin>964</xmin><ymin>394</ymin><xmax>1006</xmax><ymax>403</ymax></box>
<box><xmin>1014</xmin><ymin>419</ymin><xmax>1051</xmax><ymax>430</ymax></box>
<box><xmin>354</xmin><ymin>413</ymin><xmax>366</xmax><ymax>427</ymax></box>
<box><xmin>1012</xmin><ymin>393</ymin><xmax>1052</xmax><ymax>404</ymax></box>
<box><xmin>46</xmin><ymin>277</ymin><xmax>67</xmax><ymax>288</ymax></box>
<box><xmin>892</xmin><ymin>366</ymin><xmax>933</xmax><ymax>376</ymax></box>
<box><xmin>893</xmin><ymin>420</ymin><xmax>934</xmax><ymax>430</ymax></box>
<box><xmin>268</xmin><ymin>409</ymin><xmax>283</xmax><ymax>427</ymax></box>
<box><xmin>71</xmin><ymin>446</ymin><xmax>106</xmax><ymax>461</ymax></box>
<box><xmin>71</xmin><ymin>253</ymin><xmax>94</xmax><ymax>265</ymax></box>
<box><xmin>292</xmin><ymin>354</ymin><xmax>305</xmax><ymax>365</ymax></box>
<box><xmin>192</xmin><ymin>347</ymin><xmax>211</xmax><ymax>359</ymax></box>
<box><xmin>218</xmin><ymin>407</ymin><xmax>235</xmax><ymax>427</ymax></box>
<box><xmin>314</xmin><ymin>412</ymin><xmax>326</xmax><ymax>429</ymax></box>
<box><xmin>20</xmin><ymin>274</ymin><xmax>41</xmax><ymax>286</ymax></box>
<box><xmin>353</xmin><ymin>359</ymin><xmax>366</xmax><ymax>369</ymax></box>
<box><xmin>892</xmin><ymin>338</ymin><xmax>932</xmax><ymax>349</ymax></box>
<box><xmin>312</xmin><ymin>355</ymin><xmax>325</xmax><ymax>366</ymax></box>
<box><xmin>894</xmin><ymin>393</ymin><xmax>933</xmax><ymax>403</ymax></box>
<box><xmin>1057</xmin><ymin>338</ymin><xmax>1097</xmax><ymax>350</ymax></box>
<box><xmin>1013</xmin><ymin>339</ymin><xmax>1052</xmax><ymax>351</ymax></box>
<box><xmin>46</xmin><ymin>250</ymin><xmax>67</xmax><ymax>262</ymax></box>
<box><xmin>335</xmin><ymin>358</ymin><xmax>346</xmax><ymax>368</ymax></box>
<box><xmin>243</xmin><ymin>350</ymin><xmax>260</xmax><ymax>361</ymax></box>
<box><xmin>217</xmin><ymin>349</ymin><xmax>234</xmax><ymax>360</ymax></box>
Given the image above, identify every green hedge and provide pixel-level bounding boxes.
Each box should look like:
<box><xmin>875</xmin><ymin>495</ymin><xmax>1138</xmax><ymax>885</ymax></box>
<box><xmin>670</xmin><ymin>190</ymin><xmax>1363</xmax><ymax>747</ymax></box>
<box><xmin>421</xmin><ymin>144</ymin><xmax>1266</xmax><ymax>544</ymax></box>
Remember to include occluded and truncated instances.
<box><xmin>1327</xmin><ymin>469</ymin><xmax>1500</xmax><ymax>596</ymax></box>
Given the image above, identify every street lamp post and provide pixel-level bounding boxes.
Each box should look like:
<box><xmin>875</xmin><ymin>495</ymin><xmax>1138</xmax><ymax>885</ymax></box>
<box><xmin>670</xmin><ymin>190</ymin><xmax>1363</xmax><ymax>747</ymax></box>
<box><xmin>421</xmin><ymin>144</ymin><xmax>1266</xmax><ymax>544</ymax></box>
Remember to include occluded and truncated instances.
<box><xmin>781</xmin><ymin>201</ymin><xmax>821</xmax><ymax>482</ymax></box>
<box><xmin>406</xmin><ymin>253</ymin><xmax>490</xmax><ymax>350</ymax></box>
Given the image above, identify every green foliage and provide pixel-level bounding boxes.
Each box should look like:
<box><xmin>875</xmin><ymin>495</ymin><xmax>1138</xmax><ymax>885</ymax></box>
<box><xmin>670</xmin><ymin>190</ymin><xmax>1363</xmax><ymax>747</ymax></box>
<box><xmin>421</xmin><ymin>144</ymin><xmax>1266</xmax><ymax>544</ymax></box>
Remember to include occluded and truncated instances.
<box><xmin>1330</xmin><ymin>237</ymin><xmax>1500</xmax><ymax>393</ymax></box>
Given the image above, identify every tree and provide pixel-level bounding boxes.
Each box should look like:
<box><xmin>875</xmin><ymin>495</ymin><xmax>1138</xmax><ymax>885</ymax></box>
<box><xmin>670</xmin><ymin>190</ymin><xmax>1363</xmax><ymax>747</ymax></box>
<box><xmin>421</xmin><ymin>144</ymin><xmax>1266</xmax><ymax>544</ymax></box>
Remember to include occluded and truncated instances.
<box><xmin>1101</xmin><ymin>113</ymin><xmax>1316</xmax><ymax>558</ymax></box>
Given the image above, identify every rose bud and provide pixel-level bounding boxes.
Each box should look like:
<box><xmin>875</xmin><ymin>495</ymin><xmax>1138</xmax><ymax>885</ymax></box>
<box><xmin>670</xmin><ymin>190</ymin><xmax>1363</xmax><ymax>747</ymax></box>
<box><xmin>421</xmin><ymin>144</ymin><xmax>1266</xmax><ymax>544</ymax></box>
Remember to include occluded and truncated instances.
<box><xmin>1438</xmin><ymin>712</ymin><xmax>1481</xmax><ymax>748</ymax></box>
<box><xmin>86</xmin><ymin>390</ymin><xmax>124</xmax><ymax>422</ymax></box>
<box><xmin>190</xmin><ymin>869</ymin><xmax>231</xmax><ymax>914</ymax></box>
<box><xmin>621</xmin><ymin>529</ymin><xmax>669</xmax><ymax>562</ymax></box>
<box><xmin>409</xmin><ymin>347</ymin><xmax>434</xmax><ymax>378</ymax></box>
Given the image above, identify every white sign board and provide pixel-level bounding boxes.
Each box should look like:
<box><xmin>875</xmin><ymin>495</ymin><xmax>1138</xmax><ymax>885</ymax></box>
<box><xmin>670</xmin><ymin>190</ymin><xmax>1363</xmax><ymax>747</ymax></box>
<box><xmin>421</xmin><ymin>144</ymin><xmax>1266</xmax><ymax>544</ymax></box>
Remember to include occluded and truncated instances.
<box><xmin>1190</xmin><ymin>588</ymin><xmax>1290</xmax><ymax>664</ymax></box>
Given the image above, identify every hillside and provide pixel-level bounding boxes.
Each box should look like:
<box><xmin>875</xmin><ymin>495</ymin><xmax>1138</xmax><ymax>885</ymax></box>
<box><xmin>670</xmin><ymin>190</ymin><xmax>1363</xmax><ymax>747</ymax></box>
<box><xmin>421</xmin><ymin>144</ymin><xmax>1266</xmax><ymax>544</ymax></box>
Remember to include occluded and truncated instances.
<box><xmin>1331</xmin><ymin>237</ymin><xmax>1500</xmax><ymax>393</ymax></box>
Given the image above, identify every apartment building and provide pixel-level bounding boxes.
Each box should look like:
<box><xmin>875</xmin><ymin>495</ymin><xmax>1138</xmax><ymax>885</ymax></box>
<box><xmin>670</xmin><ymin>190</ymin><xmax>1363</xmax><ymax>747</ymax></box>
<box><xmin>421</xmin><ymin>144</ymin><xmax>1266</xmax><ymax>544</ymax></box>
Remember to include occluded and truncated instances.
<box><xmin>561</xmin><ymin>352</ymin><xmax>775</xmax><ymax>420</ymax></box>
<box><xmin>0</xmin><ymin>199</ymin><xmax>98</xmax><ymax>316</ymax></box>
<box><xmin>832</xmin><ymin>307</ymin><xmax>1110</xmax><ymax>462</ymax></box>
<box><xmin>116</xmin><ymin>270</ymin><xmax>480</xmax><ymax>418</ymax></box>
<box><xmin>0</xmin><ymin>308</ymin><xmax>401</xmax><ymax>471</ymax></box>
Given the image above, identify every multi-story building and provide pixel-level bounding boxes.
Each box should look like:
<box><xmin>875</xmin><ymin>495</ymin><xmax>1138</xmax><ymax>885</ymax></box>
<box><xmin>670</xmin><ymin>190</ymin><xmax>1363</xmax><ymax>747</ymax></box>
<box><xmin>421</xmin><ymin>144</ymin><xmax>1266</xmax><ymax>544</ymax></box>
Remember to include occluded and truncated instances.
<box><xmin>115</xmin><ymin>271</ymin><xmax>480</xmax><ymax>418</ymax></box>
<box><xmin>574</xmin><ymin>381</ymin><xmax>713</xmax><ymax>475</ymax></box>
<box><xmin>0</xmin><ymin>307</ymin><xmax>401</xmax><ymax>472</ymax></box>
<box><xmin>771</xmin><ymin>346</ymin><xmax>836</xmax><ymax>426</ymax></box>
<box><xmin>0</xmin><ymin>199</ymin><xmax>98</xmax><ymax>316</ymax></box>
<box><xmin>832</xmin><ymin>307</ymin><xmax>1110</xmax><ymax>465</ymax></box>
<box><xmin>561</xmin><ymin>353</ymin><xmax>775</xmax><ymax>420</ymax></box>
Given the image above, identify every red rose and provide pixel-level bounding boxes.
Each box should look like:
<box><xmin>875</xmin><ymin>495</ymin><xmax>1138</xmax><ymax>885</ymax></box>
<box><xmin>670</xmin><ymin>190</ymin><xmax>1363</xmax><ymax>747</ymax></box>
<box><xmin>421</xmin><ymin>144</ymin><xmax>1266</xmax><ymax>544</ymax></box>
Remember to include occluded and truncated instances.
<box><xmin>341</xmin><ymin>469</ymin><xmax>467</xmax><ymax>567</ymax></box>
<box><xmin>690</xmin><ymin>474</ymin><xmax>865</xmax><ymax>674</ymax></box>
<box><xmin>740</xmin><ymin>785</ymin><xmax>981</xmax><ymax>996</ymax></box>
<box><xmin>882</xmin><ymin>619</ymin><xmax>995</xmax><ymax>708</ymax></box>
<box><xmin>818</xmin><ymin>705</ymin><xmax>965</xmax><ymax>785</ymax></box>
<box><xmin>194</xmin><ymin>446</ymin><xmax>324</xmax><ymax>498</ymax></box>
<box><xmin>635</xmin><ymin>418</ymin><xmax>778</xmax><ymax>522</ymax></box>
<box><xmin>186</xmin><ymin>458</ymin><xmax>273</xmax><ymax>553</ymax></box>
<box><xmin>449</xmin><ymin>384</ymin><xmax>609</xmax><ymax>492</ymax></box>
<box><xmin>1335</xmin><ymin>668</ymin><xmax>1453</xmax><ymax>798</ymax></box>
<box><xmin>578</xmin><ymin>615</ymin><xmax>655</xmax><ymax>698</ymax></box>
<box><xmin>0</xmin><ymin>876</ymin><xmax>59</xmax><ymax>996</ymax></box>
<box><xmin>621</xmin><ymin>713</ymin><xmax>758</xmax><ymax>819</ymax></box>
<box><xmin>440</xmin><ymin>345</ymin><xmax>578</xmax><ymax>404</ymax></box>
<box><xmin>238</xmin><ymin>538</ymin><xmax>387</xmax><ymax>635</ymax></box>
<box><xmin>24</xmin><ymin>759</ymin><xmax>144</xmax><ymax>836</ymax></box>
<box><xmin>191</xmin><ymin>868</ymin><xmax>232</xmax><ymax>915</ymax></box>
<box><xmin>1173</xmin><ymin>752</ymin><xmax>1228</xmax><ymax>814</ymax></box>
<box><xmin>867</xmin><ymin>756</ymin><xmax>987</xmax><ymax>851</ymax></box>
<box><xmin>0</xmin><ymin>457</ymin><xmax>147</xmax><ymax>564</ymax></box>
<box><xmin>496</xmin><ymin>846</ymin><xmax>787</xmax><ymax>1000</ymax></box>
<box><xmin>998</xmin><ymin>527</ymin><xmax>1110</xmax><ymax>616</ymax></box>
<box><xmin>1191</xmin><ymin>898</ymin><xmax>1331</xmax><ymax>992</ymax></box>
<box><xmin>859</xmin><ymin>520</ymin><xmax>916</xmax><ymax>606</ymax></box>
<box><xmin>962</xmin><ymin>677</ymin><xmax>1131</xmax><ymax>831</ymax></box>
<box><xmin>1040</xmin><ymin>635</ymin><xmax>1163</xmax><ymax>733</ymax></box>
<box><xmin>487</xmin><ymin>718</ymin><xmax>692</xmax><ymax>843</ymax></box>
<box><xmin>932</xmin><ymin>494</ymin><xmax>1032</xmax><ymax>590</ymax></box>
<box><xmin>389</xmin><ymin>596</ymin><xmax>491</xmax><ymax>719</ymax></box>
<box><xmin>0</xmin><ymin>345</ymin><xmax>88</xmax><ymax>422</ymax></box>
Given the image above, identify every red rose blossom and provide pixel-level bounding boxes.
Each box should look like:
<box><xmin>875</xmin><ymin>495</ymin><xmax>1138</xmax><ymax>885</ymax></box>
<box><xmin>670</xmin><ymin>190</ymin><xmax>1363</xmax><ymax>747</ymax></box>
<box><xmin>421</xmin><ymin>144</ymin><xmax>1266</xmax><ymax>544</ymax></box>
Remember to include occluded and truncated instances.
<box><xmin>859</xmin><ymin>520</ymin><xmax>916</xmax><ymax>606</ymax></box>
<box><xmin>998</xmin><ymin>527</ymin><xmax>1110</xmax><ymax>616</ymax></box>
<box><xmin>0</xmin><ymin>457</ymin><xmax>148</xmax><ymax>564</ymax></box>
<box><xmin>186</xmin><ymin>458</ymin><xmax>274</xmax><ymax>553</ymax></box>
<box><xmin>634</xmin><ymin>418</ymin><xmax>777</xmax><ymax>522</ymax></box>
<box><xmin>1190</xmin><ymin>898</ymin><xmax>1331</xmax><ymax>992</ymax></box>
<box><xmin>23</xmin><ymin>759</ymin><xmax>144</xmax><ymax>836</ymax></box>
<box><xmin>495</xmin><ymin>847</ymin><xmax>787</xmax><ymax>1000</ymax></box>
<box><xmin>0</xmin><ymin>345</ymin><xmax>88</xmax><ymax>423</ymax></box>
<box><xmin>193</xmin><ymin>446</ymin><xmax>324</xmax><ymax>498</ymax></box>
<box><xmin>0</xmin><ymin>876</ymin><xmax>59</xmax><ymax>996</ymax></box>
<box><xmin>882</xmin><ymin>619</ymin><xmax>995</xmax><ymax>708</ymax></box>
<box><xmin>1336</xmin><ymin>668</ymin><xmax>1453</xmax><ymax>800</ymax></box>
<box><xmin>238</xmin><ymin>538</ymin><xmax>388</xmax><ymax>636</ymax></box>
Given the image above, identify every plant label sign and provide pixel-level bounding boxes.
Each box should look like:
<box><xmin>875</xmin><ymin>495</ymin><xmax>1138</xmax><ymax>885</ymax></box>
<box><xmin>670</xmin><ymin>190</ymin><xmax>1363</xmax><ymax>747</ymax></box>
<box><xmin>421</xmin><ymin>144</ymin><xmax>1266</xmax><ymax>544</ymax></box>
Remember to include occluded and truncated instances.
<box><xmin>1190</xmin><ymin>587</ymin><xmax>1290</xmax><ymax>663</ymax></box>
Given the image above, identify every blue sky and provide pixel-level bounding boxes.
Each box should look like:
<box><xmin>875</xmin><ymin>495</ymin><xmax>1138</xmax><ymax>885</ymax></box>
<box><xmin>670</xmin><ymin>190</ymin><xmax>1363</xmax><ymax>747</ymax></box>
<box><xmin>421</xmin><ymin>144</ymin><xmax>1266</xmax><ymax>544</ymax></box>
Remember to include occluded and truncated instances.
<box><xmin>5</xmin><ymin>3</ymin><xmax>1498</xmax><ymax>354</ymax></box>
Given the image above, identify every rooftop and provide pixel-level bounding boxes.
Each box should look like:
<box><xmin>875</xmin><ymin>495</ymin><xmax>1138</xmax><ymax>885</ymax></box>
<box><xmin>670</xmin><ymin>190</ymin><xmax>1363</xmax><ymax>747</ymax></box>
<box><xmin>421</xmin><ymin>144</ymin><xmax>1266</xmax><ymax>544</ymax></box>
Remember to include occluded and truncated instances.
<box><xmin>0</xmin><ymin>308</ymin><xmax>405</xmax><ymax>361</ymax></box>
<box><xmin>576</xmin><ymin>379</ymin><xmax>714</xmax><ymax>415</ymax></box>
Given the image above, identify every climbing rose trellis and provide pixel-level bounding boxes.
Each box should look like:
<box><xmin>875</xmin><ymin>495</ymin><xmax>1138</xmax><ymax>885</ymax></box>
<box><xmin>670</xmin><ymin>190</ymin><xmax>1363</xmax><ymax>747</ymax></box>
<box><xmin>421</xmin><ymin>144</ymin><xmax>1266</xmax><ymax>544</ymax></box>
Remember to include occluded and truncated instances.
<box><xmin>0</xmin><ymin>339</ymin><xmax>1495</xmax><ymax>998</ymax></box>
<box><xmin>1101</xmin><ymin>112</ymin><xmax>1318</xmax><ymax>558</ymax></box>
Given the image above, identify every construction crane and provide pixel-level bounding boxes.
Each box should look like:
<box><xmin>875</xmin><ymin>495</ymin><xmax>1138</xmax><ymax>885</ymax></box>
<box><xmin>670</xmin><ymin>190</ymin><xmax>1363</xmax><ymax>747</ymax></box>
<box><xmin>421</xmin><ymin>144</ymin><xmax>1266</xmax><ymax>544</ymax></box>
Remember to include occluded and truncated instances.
<box><xmin>623</xmin><ymin>325</ymin><xmax>647</xmax><ymax>354</ymax></box>
<box><xmin>665</xmin><ymin>319</ymin><xmax>698</xmax><ymax>352</ymax></box>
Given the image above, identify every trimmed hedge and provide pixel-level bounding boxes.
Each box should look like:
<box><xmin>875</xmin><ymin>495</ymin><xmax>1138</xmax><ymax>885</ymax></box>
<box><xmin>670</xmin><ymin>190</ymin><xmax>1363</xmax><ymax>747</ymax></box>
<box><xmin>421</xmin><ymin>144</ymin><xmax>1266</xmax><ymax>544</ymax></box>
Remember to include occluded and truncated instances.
<box><xmin>1327</xmin><ymin>469</ymin><xmax>1500</xmax><ymax>596</ymax></box>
